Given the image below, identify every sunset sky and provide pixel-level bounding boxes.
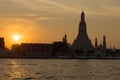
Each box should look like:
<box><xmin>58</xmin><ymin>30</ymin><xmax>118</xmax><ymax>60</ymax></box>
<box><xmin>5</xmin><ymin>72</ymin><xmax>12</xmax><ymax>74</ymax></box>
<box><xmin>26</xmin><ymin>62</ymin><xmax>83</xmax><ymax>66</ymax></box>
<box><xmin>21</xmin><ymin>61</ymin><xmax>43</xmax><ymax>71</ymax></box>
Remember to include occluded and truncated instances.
<box><xmin>0</xmin><ymin>0</ymin><xmax>120</xmax><ymax>49</ymax></box>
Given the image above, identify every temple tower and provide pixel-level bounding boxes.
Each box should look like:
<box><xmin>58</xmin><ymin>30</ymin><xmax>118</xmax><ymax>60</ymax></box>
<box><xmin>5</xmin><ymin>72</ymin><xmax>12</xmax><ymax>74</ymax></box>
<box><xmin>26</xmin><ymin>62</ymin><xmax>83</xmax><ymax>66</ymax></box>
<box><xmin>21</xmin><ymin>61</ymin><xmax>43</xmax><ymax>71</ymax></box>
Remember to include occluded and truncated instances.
<box><xmin>95</xmin><ymin>38</ymin><xmax>98</xmax><ymax>49</ymax></box>
<box><xmin>63</xmin><ymin>34</ymin><xmax>67</xmax><ymax>44</ymax></box>
<box><xmin>103</xmin><ymin>35</ymin><xmax>106</xmax><ymax>49</ymax></box>
<box><xmin>72</xmin><ymin>10</ymin><xmax>93</xmax><ymax>51</ymax></box>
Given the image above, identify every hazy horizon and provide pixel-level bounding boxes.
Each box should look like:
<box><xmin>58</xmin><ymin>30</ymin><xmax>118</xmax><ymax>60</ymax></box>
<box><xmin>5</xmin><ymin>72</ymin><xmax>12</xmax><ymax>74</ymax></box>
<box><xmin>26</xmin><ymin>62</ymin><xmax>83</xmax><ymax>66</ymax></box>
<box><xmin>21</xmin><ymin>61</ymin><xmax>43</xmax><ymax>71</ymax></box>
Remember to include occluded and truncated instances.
<box><xmin>0</xmin><ymin>0</ymin><xmax>120</xmax><ymax>49</ymax></box>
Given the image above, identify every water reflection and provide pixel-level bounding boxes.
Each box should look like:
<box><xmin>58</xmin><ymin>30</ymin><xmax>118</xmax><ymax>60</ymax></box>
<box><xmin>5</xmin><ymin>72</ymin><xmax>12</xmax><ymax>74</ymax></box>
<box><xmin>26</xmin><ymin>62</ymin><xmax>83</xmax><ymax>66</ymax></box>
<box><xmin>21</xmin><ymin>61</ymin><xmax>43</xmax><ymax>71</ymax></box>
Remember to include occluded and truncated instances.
<box><xmin>8</xmin><ymin>60</ymin><xmax>25</xmax><ymax>79</ymax></box>
<box><xmin>0</xmin><ymin>59</ymin><xmax>119</xmax><ymax>80</ymax></box>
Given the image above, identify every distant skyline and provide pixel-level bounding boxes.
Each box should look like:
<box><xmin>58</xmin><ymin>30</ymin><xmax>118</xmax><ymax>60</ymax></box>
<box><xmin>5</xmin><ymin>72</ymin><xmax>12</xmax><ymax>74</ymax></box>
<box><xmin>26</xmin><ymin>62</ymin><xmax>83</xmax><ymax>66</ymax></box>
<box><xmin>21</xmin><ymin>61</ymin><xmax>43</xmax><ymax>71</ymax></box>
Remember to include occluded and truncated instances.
<box><xmin>0</xmin><ymin>0</ymin><xmax>120</xmax><ymax>48</ymax></box>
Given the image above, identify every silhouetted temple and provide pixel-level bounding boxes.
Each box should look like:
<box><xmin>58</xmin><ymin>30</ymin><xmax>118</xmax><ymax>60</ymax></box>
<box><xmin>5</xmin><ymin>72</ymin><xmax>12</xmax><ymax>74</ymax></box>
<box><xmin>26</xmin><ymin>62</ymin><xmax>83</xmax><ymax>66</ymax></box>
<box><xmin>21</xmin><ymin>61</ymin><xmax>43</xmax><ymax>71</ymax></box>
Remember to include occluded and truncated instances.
<box><xmin>72</xmin><ymin>10</ymin><xmax>93</xmax><ymax>51</ymax></box>
<box><xmin>95</xmin><ymin>35</ymin><xmax>107</xmax><ymax>50</ymax></box>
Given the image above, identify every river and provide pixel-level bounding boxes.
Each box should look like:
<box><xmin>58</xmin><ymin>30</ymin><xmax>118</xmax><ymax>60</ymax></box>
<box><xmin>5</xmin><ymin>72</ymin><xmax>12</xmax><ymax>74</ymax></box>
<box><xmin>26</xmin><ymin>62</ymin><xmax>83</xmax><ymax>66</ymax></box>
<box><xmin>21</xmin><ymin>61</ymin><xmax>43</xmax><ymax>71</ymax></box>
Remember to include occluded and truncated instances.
<box><xmin>0</xmin><ymin>59</ymin><xmax>120</xmax><ymax>80</ymax></box>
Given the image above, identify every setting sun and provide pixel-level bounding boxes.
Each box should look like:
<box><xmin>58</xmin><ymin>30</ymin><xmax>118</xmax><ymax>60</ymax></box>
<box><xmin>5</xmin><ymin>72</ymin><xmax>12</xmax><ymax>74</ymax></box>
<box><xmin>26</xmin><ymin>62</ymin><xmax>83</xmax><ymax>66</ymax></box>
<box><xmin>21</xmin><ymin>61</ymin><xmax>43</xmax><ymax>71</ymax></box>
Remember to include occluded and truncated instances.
<box><xmin>13</xmin><ymin>35</ymin><xmax>20</xmax><ymax>41</ymax></box>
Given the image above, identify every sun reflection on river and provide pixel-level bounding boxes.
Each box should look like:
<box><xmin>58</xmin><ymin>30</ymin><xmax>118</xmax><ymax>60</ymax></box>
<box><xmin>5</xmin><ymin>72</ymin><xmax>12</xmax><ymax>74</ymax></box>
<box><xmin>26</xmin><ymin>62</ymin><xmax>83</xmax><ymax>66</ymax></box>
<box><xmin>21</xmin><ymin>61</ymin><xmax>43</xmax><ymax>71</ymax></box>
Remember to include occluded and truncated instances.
<box><xmin>8</xmin><ymin>60</ymin><xmax>25</xmax><ymax>79</ymax></box>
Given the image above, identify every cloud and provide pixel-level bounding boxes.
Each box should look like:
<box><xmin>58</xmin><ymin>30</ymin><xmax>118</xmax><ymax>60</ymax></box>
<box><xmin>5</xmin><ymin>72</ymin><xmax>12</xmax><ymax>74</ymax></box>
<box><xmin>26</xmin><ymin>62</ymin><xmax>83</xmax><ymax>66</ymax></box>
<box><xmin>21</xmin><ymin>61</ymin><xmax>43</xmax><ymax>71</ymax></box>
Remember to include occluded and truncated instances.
<box><xmin>65</xmin><ymin>0</ymin><xmax>119</xmax><ymax>17</ymax></box>
<box><xmin>24</xmin><ymin>13</ymin><xmax>38</xmax><ymax>17</ymax></box>
<box><xmin>10</xmin><ymin>0</ymin><xmax>80</xmax><ymax>14</ymax></box>
<box><xmin>35</xmin><ymin>0</ymin><xmax>79</xmax><ymax>13</ymax></box>
<box><xmin>0</xmin><ymin>0</ymin><xmax>120</xmax><ymax>17</ymax></box>
<box><xmin>35</xmin><ymin>17</ymin><xmax>58</xmax><ymax>21</ymax></box>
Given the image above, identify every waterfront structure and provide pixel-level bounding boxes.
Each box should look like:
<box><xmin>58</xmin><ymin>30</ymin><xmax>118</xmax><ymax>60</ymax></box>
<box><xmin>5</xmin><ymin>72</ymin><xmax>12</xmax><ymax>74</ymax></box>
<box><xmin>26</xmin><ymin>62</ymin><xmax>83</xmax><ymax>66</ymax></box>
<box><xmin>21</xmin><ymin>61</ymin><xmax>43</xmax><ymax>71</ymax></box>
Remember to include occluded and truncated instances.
<box><xmin>10</xmin><ymin>34</ymin><xmax>68</xmax><ymax>58</ymax></box>
<box><xmin>21</xmin><ymin>43</ymin><xmax>53</xmax><ymax>58</ymax></box>
<box><xmin>72</xmin><ymin>10</ymin><xmax>93</xmax><ymax>51</ymax></box>
<box><xmin>53</xmin><ymin>34</ymin><xmax>68</xmax><ymax>56</ymax></box>
<box><xmin>53</xmin><ymin>42</ymin><xmax>66</xmax><ymax>55</ymax></box>
<box><xmin>0</xmin><ymin>38</ymin><xmax>5</xmax><ymax>50</ymax></box>
<box><xmin>95</xmin><ymin>38</ymin><xmax>98</xmax><ymax>49</ymax></box>
<box><xmin>62</xmin><ymin>34</ymin><xmax>67</xmax><ymax>45</ymax></box>
<box><xmin>103</xmin><ymin>35</ymin><xmax>106</xmax><ymax>49</ymax></box>
<box><xmin>95</xmin><ymin>35</ymin><xmax>107</xmax><ymax>50</ymax></box>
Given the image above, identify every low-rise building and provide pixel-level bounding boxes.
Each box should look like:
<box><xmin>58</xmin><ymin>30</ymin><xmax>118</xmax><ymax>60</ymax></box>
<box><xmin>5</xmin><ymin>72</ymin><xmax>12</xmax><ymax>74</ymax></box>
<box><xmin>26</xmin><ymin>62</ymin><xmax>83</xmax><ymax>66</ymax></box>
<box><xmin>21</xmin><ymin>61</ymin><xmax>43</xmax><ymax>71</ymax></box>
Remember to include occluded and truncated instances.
<box><xmin>21</xmin><ymin>43</ymin><xmax>53</xmax><ymax>58</ymax></box>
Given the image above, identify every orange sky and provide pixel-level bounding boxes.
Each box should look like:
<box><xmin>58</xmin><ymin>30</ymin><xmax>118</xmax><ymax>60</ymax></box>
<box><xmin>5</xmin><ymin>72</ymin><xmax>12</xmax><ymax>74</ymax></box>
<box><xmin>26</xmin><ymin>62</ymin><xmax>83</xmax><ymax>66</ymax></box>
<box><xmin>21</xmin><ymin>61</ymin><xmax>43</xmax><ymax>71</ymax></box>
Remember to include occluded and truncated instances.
<box><xmin>0</xmin><ymin>0</ymin><xmax>120</xmax><ymax>49</ymax></box>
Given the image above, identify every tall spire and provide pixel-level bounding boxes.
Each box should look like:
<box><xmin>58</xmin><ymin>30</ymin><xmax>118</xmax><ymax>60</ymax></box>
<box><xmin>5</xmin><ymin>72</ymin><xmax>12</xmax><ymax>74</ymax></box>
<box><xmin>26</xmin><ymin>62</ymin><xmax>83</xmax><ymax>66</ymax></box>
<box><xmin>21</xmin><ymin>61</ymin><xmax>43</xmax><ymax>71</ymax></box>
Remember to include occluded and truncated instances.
<box><xmin>103</xmin><ymin>35</ymin><xmax>106</xmax><ymax>49</ymax></box>
<box><xmin>79</xmin><ymin>9</ymin><xmax>87</xmax><ymax>35</ymax></box>
<box><xmin>72</xmin><ymin>10</ymin><xmax>93</xmax><ymax>51</ymax></box>
<box><xmin>95</xmin><ymin>38</ymin><xmax>98</xmax><ymax>49</ymax></box>
<box><xmin>63</xmin><ymin>34</ymin><xmax>67</xmax><ymax>44</ymax></box>
<box><xmin>64</xmin><ymin>34</ymin><xmax>67</xmax><ymax>44</ymax></box>
<box><xmin>81</xmin><ymin>10</ymin><xmax>85</xmax><ymax>22</ymax></box>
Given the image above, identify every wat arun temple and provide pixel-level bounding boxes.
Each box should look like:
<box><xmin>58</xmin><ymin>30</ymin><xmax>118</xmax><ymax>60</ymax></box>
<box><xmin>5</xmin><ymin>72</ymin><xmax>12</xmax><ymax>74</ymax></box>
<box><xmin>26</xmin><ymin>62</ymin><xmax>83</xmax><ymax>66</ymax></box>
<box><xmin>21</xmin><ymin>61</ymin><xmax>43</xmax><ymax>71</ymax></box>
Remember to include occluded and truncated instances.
<box><xmin>72</xmin><ymin>11</ymin><xmax>94</xmax><ymax>51</ymax></box>
<box><xmin>1</xmin><ymin>10</ymin><xmax>119</xmax><ymax>59</ymax></box>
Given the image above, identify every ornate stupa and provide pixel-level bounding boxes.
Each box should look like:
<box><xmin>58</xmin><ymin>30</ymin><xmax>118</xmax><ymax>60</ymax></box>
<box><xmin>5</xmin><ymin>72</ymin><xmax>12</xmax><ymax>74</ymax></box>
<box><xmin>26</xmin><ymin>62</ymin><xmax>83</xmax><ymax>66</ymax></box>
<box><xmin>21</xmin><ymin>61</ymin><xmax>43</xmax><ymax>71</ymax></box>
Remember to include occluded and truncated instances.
<box><xmin>72</xmin><ymin>10</ymin><xmax>93</xmax><ymax>51</ymax></box>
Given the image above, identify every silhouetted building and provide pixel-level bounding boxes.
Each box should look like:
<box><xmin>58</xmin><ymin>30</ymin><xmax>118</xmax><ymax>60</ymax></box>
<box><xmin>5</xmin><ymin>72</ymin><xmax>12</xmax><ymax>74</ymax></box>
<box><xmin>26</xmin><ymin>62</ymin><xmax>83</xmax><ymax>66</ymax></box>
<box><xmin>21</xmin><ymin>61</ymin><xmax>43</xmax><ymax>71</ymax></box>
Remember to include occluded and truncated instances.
<box><xmin>103</xmin><ymin>35</ymin><xmax>106</xmax><ymax>49</ymax></box>
<box><xmin>72</xmin><ymin>10</ymin><xmax>93</xmax><ymax>51</ymax></box>
<box><xmin>53</xmin><ymin>42</ymin><xmax>66</xmax><ymax>55</ymax></box>
<box><xmin>0</xmin><ymin>38</ymin><xmax>5</xmax><ymax>50</ymax></box>
<box><xmin>95</xmin><ymin>38</ymin><xmax>98</xmax><ymax>49</ymax></box>
<box><xmin>21</xmin><ymin>43</ymin><xmax>53</xmax><ymax>58</ymax></box>
<box><xmin>62</xmin><ymin>34</ymin><xmax>67</xmax><ymax>45</ymax></box>
<box><xmin>95</xmin><ymin>35</ymin><xmax>107</xmax><ymax>50</ymax></box>
<box><xmin>53</xmin><ymin>34</ymin><xmax>68</xmax><ymax>56</ymax></box>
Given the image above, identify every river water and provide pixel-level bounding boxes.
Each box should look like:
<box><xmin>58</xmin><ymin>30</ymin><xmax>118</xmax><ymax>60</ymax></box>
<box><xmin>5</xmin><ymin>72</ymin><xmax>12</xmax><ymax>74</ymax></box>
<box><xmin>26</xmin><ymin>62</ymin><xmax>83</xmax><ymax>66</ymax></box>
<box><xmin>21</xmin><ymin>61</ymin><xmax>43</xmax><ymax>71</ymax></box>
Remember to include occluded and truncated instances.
<box><xmin>0</xmin><ymin>59</ymin><xmax>119</xmax><ymax>80</ymax></box>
